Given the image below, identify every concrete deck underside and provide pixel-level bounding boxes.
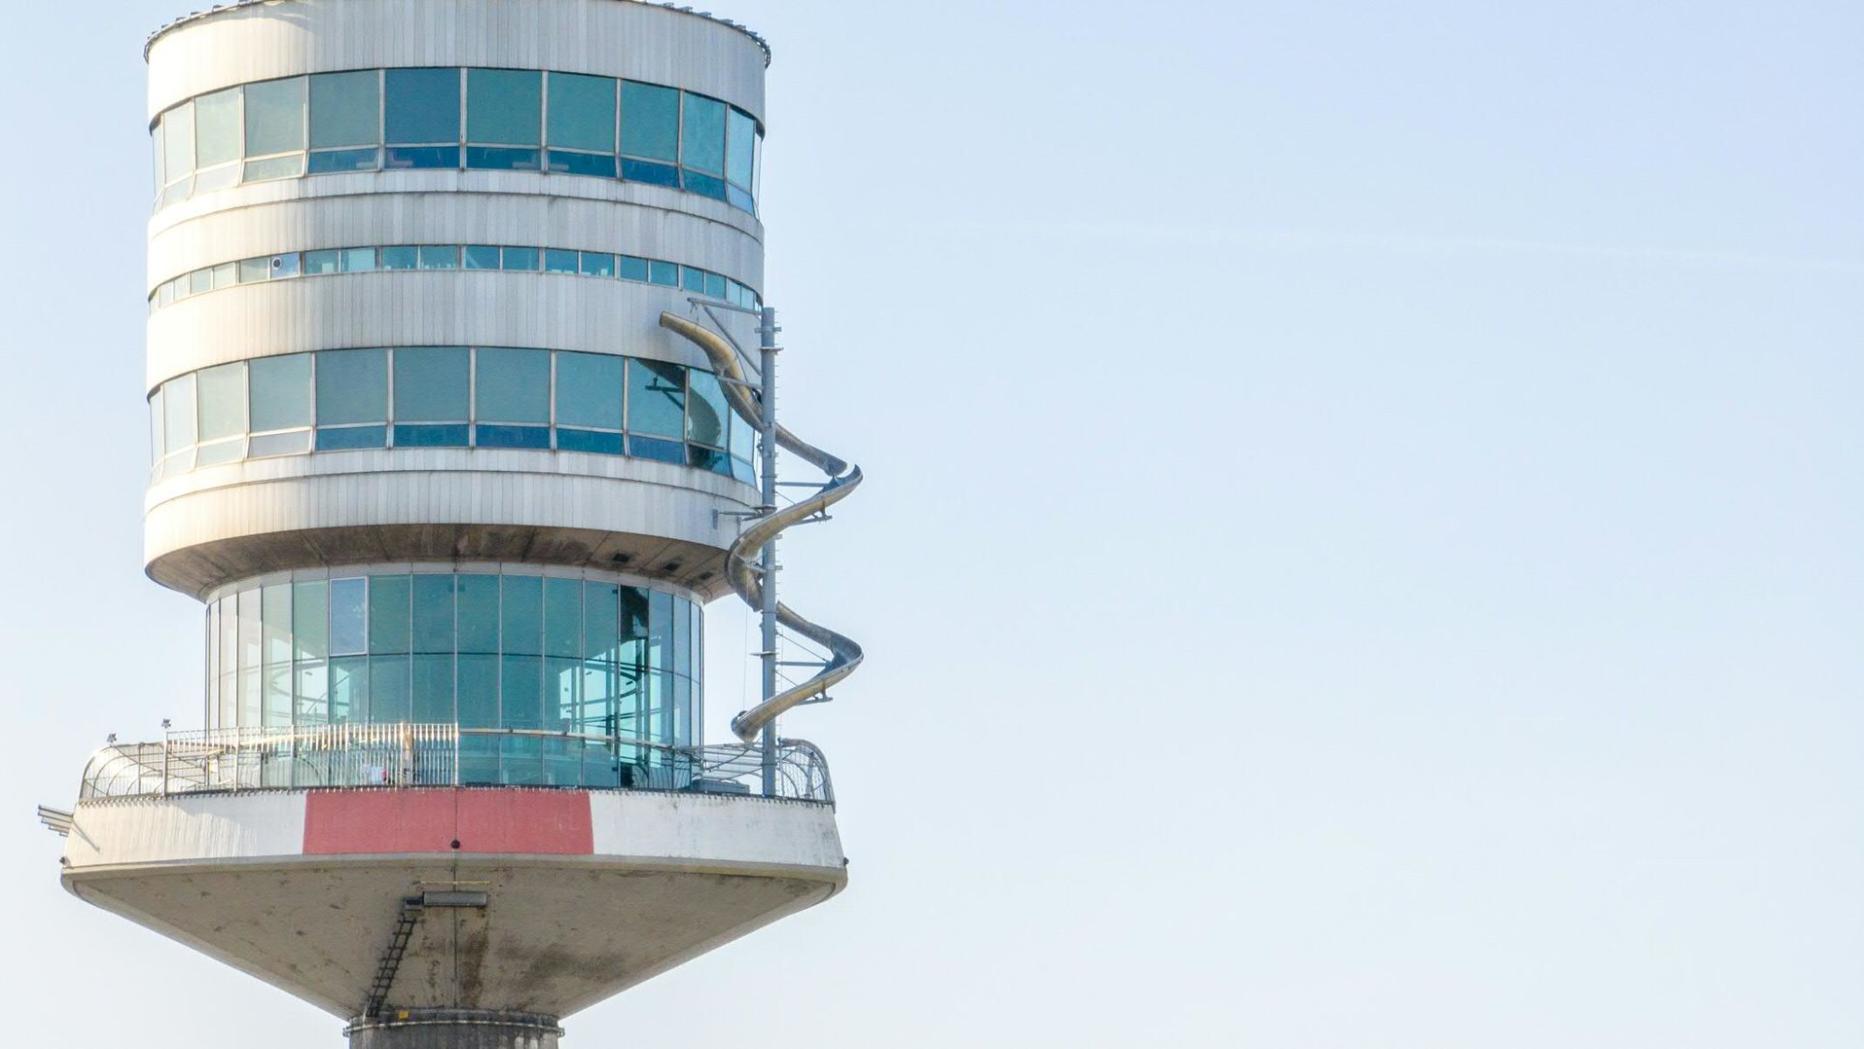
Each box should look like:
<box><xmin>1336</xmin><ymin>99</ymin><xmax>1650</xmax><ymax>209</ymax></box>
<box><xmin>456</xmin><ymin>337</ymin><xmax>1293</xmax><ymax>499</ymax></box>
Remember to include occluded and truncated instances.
<box><xmin>68</xmin><ymin>857</ymin><xmax>836</xmax><ymax>1017</ymax></box>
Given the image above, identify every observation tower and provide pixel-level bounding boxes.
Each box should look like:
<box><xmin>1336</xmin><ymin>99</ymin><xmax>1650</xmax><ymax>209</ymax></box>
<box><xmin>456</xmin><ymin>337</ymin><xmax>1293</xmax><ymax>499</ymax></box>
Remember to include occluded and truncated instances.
<box><xmin>37</xmin><ymin>2</ymin><xmax>863</xmax><ymax>1046</ymax></box>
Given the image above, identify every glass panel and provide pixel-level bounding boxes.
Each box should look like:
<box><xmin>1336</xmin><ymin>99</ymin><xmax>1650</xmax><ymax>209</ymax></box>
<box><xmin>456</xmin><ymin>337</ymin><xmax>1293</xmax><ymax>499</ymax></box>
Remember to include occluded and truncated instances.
<box><xmin>463</xmin><ymin>245</ymin><xmax>501</xmax><ymax>270</ymax></box>
<box><xmin>370</xmin><ymin>656</ymin><xmax>411</xmax><ymax>723</ymax></box>
<box><xmin>151</xmin><ymin>118</ymin><xmax>164</xmax><ymax>197</ymax></box>
<box><xmin>629</xmin><ymin>435</ymin><xmax>684</xmax><ymax>465</ymax></box>
<box><xmin>238</xmin><ymin>257</ymin><xmax>270</xmax><ymax>282</ymax></box>
<box><xmin>548</xmin><ymin>657</ymin><xmax>581</xmax><ymax>732</ymax></box>
<box><xmin>163</xmin><ymin>374</ymin><xmax>197</xmax><ymax>453</ymax></box>
<box><xmin>727</xmin><ymin>108</ymin><xmax>756</xmax><ymax>189</ymax></box>
<box><xmin>329</xmin><ymin>656</ymin><xmax>366</xmax><ymax>723</ymax></box>
<box><xmin>457</xmin><ymin>575</ymin><xmax>500</xmax><ymax>653</ymax></box>
<box><xmin>369</xmin><ymin>575</ymin><xmax>411</xmax><ymax>654</ymax></box>
<box><xmin>413</xmin><ymin>575</ymin><xmax>456</xmax><ymax>652</ymax></box>
<box><xmin>467</xmin><ymin>69</ymin><xmax>541</xmax><ymax>145</ymax></box>
<box><xmin>465</xmin><ymin>146</ymin><xmax>539</xmax><ymax>171</ymax></box>
<box><xmin>584</xmin><ymin>581</ymin><xmax>620</xmax><ymax>663</ymax></box>
<box><xmin>317</xmin><ymin>425</ymin><xmax>386</xmax><ymax>450</ymax></box>
<box><xmin>197</xmin><ymin>362</ymin><xmax>247</xmax><ymax>443</ymax></box>
<box><xmin>705</xmin><ymin>271</ymin><xmax>727</xmax><ymax>300</ymax></box>
<box><xmin>418</xmin><ymin>245</ymin><xmax>458</xmax><ymax>269</ymax></box>
<box><xmin>293</xmin><ymin>580</ymin><xmax>328</xmax><ymax>661</ymax></box>
<box><xmin>413</xmin><ymin>654</ymin><xmax>454</xmax><ymax>723</ymax></box>
<box><xmin>243</xmin><ymin>154</ymin><xmax>304</xmax><ymax>181</ymax></box>
<box><xmin>627</xmin><ymin>359</ymin><xmax>684</xmax><ymax>438</ymax></box>
<box><xmin>329</xmin><ymin>577</ymin><xmax>368</xmax><ymax>656</ymax></box>
<box><xmin>148</xmin><ymin>389</ymin><xmax>163</xmax><ymax>465</ymax></box>
<box><xmin>556</xmin><ymin>353</ymin><xmax>623</xmax><ymax>430</ymax></box>
<box><xmin>544</xmin><ymin>578</ymin><xmax>581</xmax><ymax>659</ymax></box>
<box><xmin>620</xmin><ymin>81</ymin><xmax>679</xmax><ymax>161</ymax></box>
<box><xmin>310</xmin><ymin>70</ymin><xmax>380</xmax><ymax>149</ymax></box>
<box><xmin>195</xmin><ymin>88</ymin><xmax>242</xmax><ymax>169</ymax></box>
<box><xmin>262</xmin><ymin>583</ymin><xmax>292</xmax><ymax>666</ymax></box>
<box><xmin>296</xmin><ymin>661</ymin><xmax>328</xmax><ymax>726</ymax></box>
<box><xmin>501</xmin><ymin>655</ymin><xmax>542</xmax><ymax>728</ymax></box>
<box><xmin>580</xmin><ymin>252</ymin><xmax>615</xmax><ymax>277</ymax></box>
<box><xmin>386</xmin><ymin>67</ymin><xmax>460</xmax><ymax>144</ymax></box>
<box><xmin>163</xmin><ymin>102</ymin><xmax>195</xmax><ymax>186</ymax></box>
<box><xmin>501</xmin><ymin>576</ymin><xmax>542</xmax><ymax>656</ymax></box>
<box><xmin>618</xmin><ymin>255</ymin><xmax>649</xmax><ymax>281</ymax></box>
<box><xmin>502</xmin><ymin>246</ymin><xmax>539</xmax><ymax>271</ymax></box>
<box><xmin>250</xmin><ymin>354</ymin><xmax>312</xmax><ymax>431</ymax></box>
<box><xmin>556</xmin><ymin>429</ymin><xmax>623</xmax><ymax>455</ymax></box>
<box><xmin>342</xmin><ymin>248</ymin><xmax>377</xmax><ymax>272</ymax></box>
<box><xmin>386</xmin><ymin>145</ymin><xmax>459</xmax><ymax>169</ymax></box>
<box><xmin>394</xmin><ymin>347</ymin><xmax>469</xmax><ymax>421</ymax></box>
<box><xmin>308</xmin><ymin>147</ymin><xmax>378</xmax><ymax>173</ymax></box>
<box><xmin>681</xmin><ymin>94</ymin><xmax>726</xmax><ymax>175</ymax></box>
<box><xmin>544</xmin><ymin>249</ymin><xmax>578</xmax><ymax>274</ymax></box>
<box><xmin>548</xmin><ymin>72</ymin><xmax>616</xmax><ymax>152</ymax></box>
<box><xmin>548</xmin><ymin>151</ymin><xmax>615</xmax><ymax>178</ymax></box>
<box><xmin>303</xmin><ymin>249</ymin><xmax>341</xmax><ymax>275</ymax></box>
<box><xmin>731</xmin><ymin>403</ymin><xmax>756</xmax><ymax>463</ymax></box>
<box><xmin>316</xmin><ymin>349</ymin><xmax>387</xmax><ymax>425</ymax></box>
<box><xmin>458</xmin><ymin>654</ymin><xmax>498</xmax><ymax>728</ymax></box>
<box><xmin>648</xmin><ymin>260</ymin><xmax>678</xmax><ymax>286</ymax></box>
<box><xmin>244</xmin><ymin>77</ymin><xmax>306</xmax><ymax>156</ymax></box>
<box><xmin>683</xmin><ymin>266</ymin><xmax>706</xmax><ymax>292</ymax></box>
<box><xmin>381</xmin><ymin>246</ymin><xmax>418</xmax><ymax>270</ymax></box>
<box><xmin>249</xmin><ymin>430</ymin><xmax>313</xmax><ymax>458</ymax></box>
<box><xmin>475</xmin><ymin>348</ymin><xmax>550</xmax><ymax>423</ymax></box>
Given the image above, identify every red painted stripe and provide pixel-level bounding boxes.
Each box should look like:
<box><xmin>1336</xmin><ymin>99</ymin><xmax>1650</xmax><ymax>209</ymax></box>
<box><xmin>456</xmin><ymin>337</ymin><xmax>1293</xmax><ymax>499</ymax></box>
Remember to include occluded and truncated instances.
<box><xmin>303</xmin><ymin>789</ymin><xmax>593</xmax><ymax>856</ymax></box>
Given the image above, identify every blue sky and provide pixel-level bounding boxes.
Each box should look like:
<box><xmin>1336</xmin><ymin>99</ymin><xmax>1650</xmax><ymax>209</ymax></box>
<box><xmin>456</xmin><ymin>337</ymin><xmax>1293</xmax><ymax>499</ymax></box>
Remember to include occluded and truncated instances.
<box><xmin>2</xmin><ymin>2</ymin><xmax>1860</xmax><ymax>1046</ymax></box>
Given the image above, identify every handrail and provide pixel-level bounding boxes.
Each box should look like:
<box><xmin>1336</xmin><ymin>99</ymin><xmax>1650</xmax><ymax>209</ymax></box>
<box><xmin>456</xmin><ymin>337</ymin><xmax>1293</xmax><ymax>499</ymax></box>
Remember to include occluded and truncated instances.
<box><xmin>659</xmin><ymin>312</ymin><xmax>864</xmax><ymax>743</ymax></box>
<box><xmin>76</xmin><ymin>725</ymin><xmax>832</xmax><ymax>804</ymax></box>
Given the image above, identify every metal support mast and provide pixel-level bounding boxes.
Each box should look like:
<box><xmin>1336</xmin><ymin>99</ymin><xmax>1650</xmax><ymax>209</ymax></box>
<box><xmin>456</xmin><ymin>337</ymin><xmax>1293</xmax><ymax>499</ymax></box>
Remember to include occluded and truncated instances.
<box><xmin>758</xmin><ymin>306</ymin><xmax>781</xmax><ymax>796</ymax></box>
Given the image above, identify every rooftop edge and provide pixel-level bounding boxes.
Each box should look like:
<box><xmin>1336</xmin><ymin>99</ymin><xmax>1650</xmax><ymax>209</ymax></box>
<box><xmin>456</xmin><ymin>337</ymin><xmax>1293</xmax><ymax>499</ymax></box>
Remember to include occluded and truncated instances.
<box><xmin>145</xmin><ymin>0</ymin><xmax>773</xmax><ymax>65</ymax></box>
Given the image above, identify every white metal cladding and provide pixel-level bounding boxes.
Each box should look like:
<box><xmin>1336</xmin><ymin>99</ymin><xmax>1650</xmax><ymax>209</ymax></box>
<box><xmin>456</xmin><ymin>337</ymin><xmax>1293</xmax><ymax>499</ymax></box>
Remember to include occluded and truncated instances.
<box><xmin>146</xmin><ymin>187</ymin><xmax>765</xmax><ymax>296</ymax></box>
<box><xmin>144</xmin><ymin>463</ymin><xmax>753</xmax><ymax>597</ymax></box>
<box><xmin>145</xmin><ymin>274</ymin><xmax>760</xmax><ymax>390</ymax></box>
<box><xmin>586</xmin><ymin>793</ymin><xmax>845</xmax><ymax>870</ymax></box>
<box><xmin>64</xmin><ymin>795</ymin><xmax>309</xmax><ymax>869</ymax></box>
<box><xmin>147</xmin><ymin>172</ymin><xmax>764</xmax><ymax>249</ymax></box>
<box><xmin>145</xmin><ymin>0</ymin><xmax>769</xmax><ymax>124</ymax></box>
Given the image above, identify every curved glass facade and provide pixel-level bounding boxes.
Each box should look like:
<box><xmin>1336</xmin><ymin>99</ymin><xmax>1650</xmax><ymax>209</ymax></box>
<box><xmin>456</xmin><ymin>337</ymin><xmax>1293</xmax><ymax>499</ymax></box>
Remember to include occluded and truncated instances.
<box><xmin>149</xmin><ymin>347</ymin><xmax>758</xmax><ymax>484</ymax></box>
<box><xmin>150</xmin><ymin>242</ymin><xmax>761</xmax><ymax>314</ymax></box>
<box><xmin>205</xmin><ymin>567</ymin><xmax>701</xmax><ymax>787</ymax></box>
<box><xmin>153</xmin><ymin>68</ymin><xmax>762</xmax><ymax>214</ymax></box>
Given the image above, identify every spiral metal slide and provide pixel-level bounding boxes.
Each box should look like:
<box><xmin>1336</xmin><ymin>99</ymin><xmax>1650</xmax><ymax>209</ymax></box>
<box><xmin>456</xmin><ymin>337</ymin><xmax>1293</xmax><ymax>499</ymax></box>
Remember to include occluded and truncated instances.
<box><xmin>660</xmin><ymin>313</ymin><xmax>864</xmax><ymax>744</ymax></box>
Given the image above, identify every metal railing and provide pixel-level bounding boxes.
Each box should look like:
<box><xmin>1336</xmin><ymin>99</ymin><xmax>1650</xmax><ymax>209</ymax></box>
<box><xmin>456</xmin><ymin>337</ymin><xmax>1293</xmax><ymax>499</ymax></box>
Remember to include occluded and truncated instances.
<box><xmin>77</xmin><ymin>725</ymin><xmax>833</xmax><ymax>804</ymax></box>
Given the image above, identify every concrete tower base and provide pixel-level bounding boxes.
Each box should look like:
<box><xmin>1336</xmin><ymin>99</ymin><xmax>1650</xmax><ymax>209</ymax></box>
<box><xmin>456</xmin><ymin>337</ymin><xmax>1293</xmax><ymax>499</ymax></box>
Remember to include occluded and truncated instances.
<box><xmin>347</xmin><ymin>1010</ymin><xmax>561</xmax><ymax>1049</ymax></box>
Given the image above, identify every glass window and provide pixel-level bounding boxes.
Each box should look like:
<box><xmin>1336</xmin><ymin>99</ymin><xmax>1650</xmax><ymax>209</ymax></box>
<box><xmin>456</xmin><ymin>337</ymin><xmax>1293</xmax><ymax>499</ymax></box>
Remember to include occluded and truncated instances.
<box><xmin>467</xmin><ymin>69</ymin><xmax>541</xmax><ymax>144</ymax></box>
<box><xmin>463</xmin><ymin>245</ymin><xmax>501</xmax><ymax>270</ymax></box>
<box><xmin>197</xmin><ymin>362</ymin><xmax>248</xmax><ymax>442</ymax></box>
<box><xmin>704</xmin><ymin>271</ymin><xmax>727</xmax><ymax>300</ymax></box>
<box><xmin>548</xmin><ymin>73</ymin><xmax>615</xmax><ymax>152</ymax></box>
<box><xmin>502</xmin><ymin>246</ymin><xmax>539</xmax><ymax>271</ymax></box>
<box><xmin>686</xmin><ymin>369</ymin><xmax>727</xmax><ymax>449</ymax></box>
<box><xmin>148</xmin><ymin>389</ymin><xmax>163</xmax><ymax>465</ymax></box>
<box><xmin>151</xmin><ymin>119</ymin><xmax>165</xmax><ymax>197</ymax></box>
<box><xmin>369</xmin><ymin>575</ymin><xmax>411</xmax><ymax>654</ymax></box>
<box><xmin>731</xmin><ymin>402</ymin><xmax>756</xmax><ymax>463</ymax></box>
<box><xmin>620</xmin><ymin>82</ymin><xmax>679</xmax><ymax>161</ymax></box>
<box><xmin>316</xmin><ymin>349</ymin><xmax>387</xmax><ymax>424</ymax></box>
<box><xmin>580</xmin><ymin>252</ymin><xmax>615</xmax><ymax>278</ymax></box>
<box><xmin>413</xmin><ymin>575</ymin><xmax>456</xmax><ymax>653</ymax></box>
<box><xmin>293</xmin><ymin>581</ymin><xmax>328</xmax><ymax>661</ymax></box>
<box><xmin>342</xmin><ymin>248</ymin><xmax>377</xmax><ymax>272</ymax></box>
<box><xmin>329</xmin><ymin>577</ymin><xmax>368</xmax><ymax>656</ymax></box>
<box><xmin>556</xmin><ymin>352</ymin><xmax>623</xmax><ymax>430</ymax></box>
<box><xmin>309</xmin><ymin>70</ymin><xmax>379</xmax><ymax>149</ymax></box>
<box><xmin>413</xmin><ymin>654</ymin><xmax>454</xmax><ymax>722</ymax></box>
<box><xmin>386</xmin><ymin>68</ymin><xmax>460</xmax><ymax>143</ymax></box>
<box><xmin>628</xmin><ymin>359</ymin><xmax>685</xmax><ymax>438</ymax></box>
<box><xmin>249</xmin><ymin>353</ymin><xmax>311</xmax><ymax>432</ymax></box>
<box><xmin>418</xmin><ymin>245</ymin><xmax>458</xmax><ymax>270</ymax></box>
<box><xmin>394</xmin><ymin>347</ymin><xmax>469</xmax><ymax>420</ymax></box>
<box><xmin>501</xmin><ymin>575</ymin><xmax>542</xmax><ymax>656</ymax></box>
<box><xmin>618</xmin><ymin>255</ymin><xmax>649</xmax><ymax>282</ymax></box>
<box><xmin>648</xmin><ymin>260</ymin><xmax>678</xmax><ymax>286</ymax></box>
<box><xmin>475</xmin><ymin>348</ymin><xmax>550</xmax><ymax>422</ymax></box>
<box><xmin>262</xmin><ymin>583</ymin><xmax>293</xmax><ymax>666</ymax></box>
<box><xmin>681</xmin><ymin>94</ymin><xmax>726</xmax><ymax>175</ymax></box>
<box><xmin>381</xmin><ymin>246</ymin><xmax>418</xmax><ymax>270</ymax></box>
<box><xmin>457</xmin><ymin>574</ymin><xmax>500</xmax><ymax>653</ymax></box>
<box><xmin>244</xmin><ymin>77</ymin><xmax>306</xmax><ymax>156</ymax></box>
<box><xmin>238</xmin><ymin>256</ymin><xmax>270</xmax><ymax>283</ymax></box>
<box><xmin>195</xmin><ymin>88</ymin><xmax>242</xmax><ymax>170</ymax></box>
<box><xmin>163</xmin><ymin>102</ymin><xmax>195</xmax><ymax>188</ymax></box>
<box><xmin>370</xmin><ymin>656</ymin><xmax>411</xmax><ymax>723</ymax></box>
<box><xmin>303</xmin><ymin>249</ymin><xmax>341</xmax><ymax>275</ymax></box>
<box><xmin>682</xmin><ymin>266</ymin><xmax>706</xmax><ymax>293</ymax></box>
<box><xmin>727</xmin><ymin>108</ymin><xmax>756</xmax><ymax>189</ymax></box>
<box><xmin>544</xmin><ymin>578</ymin><xmax>581</xmax><ymax>659</ymax></box>
<box><xmin>544</xmin><ymin>249</ymin><xmax>578</xmax><ymax>274</ymax></box>
<box><xmin>163</xmin><ymin>374</ymin><xmax>197</xmax><ymax>453</ymax></box>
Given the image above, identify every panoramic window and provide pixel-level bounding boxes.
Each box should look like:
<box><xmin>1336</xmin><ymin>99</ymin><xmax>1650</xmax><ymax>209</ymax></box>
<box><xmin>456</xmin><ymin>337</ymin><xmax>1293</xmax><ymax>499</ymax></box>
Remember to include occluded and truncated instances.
<box><xmin>194</xmin><ymin>88</ymin><xmax>242</xmax><ymax>191</ymax></box>
<box><xmin>556</xmin><ymin>352</ymin><xmax>625</xmax><ymax>454</ymax></box>
<box><xmin>309</xmin><ymin>70</ymin><xmax>380</xmax><ymax>172</ymax></box>
<box><xmin>386</xmin><ymin>67</ymin><xmax>462</xmax><ymax>169</ymax></box>
<box><xmin>195</xmin><ymin>362</ymin><xmax>248</xmax><ymax>467</ymax></box>
<box><xmin>249</xmin><ymin>353</ymin><xmax>312</xmax><ymax>457</ymax></box>
<box><xmin>466</xmin><ymin>68</ymin><xmax>541</xmax><ymax>170</ymax></box>
<box><xmin>474</xmin><ymin>348</ymin><xmax>551</xmax><ymax>448</ymax></box>
<box><xmin>315</xmin><ymin>348</ymin><xmax>388</xmax><ymax>449</ymax></box>
<box><xmin>548</xmin><ymin>72</ymin><xmax>617</xmax><ymax>177</ymax></box>
<box><xmin>243</xmin><ymin>77</ymin><xmax>306</xmax><ymax>181</ymax></box>
<box><xmin>679</xmin><ymin>94</ymin><xmax>727</xmax><ymax>200</ymax></box>
<box><xmin>393</xmin><ymin>347</ymin><xmax>470</xmax><ymax>447</ymax></box>
<box><xmin>620</xmin><ymin>81</ymin><xmax>681</xmax><ymax>186</ymax></box>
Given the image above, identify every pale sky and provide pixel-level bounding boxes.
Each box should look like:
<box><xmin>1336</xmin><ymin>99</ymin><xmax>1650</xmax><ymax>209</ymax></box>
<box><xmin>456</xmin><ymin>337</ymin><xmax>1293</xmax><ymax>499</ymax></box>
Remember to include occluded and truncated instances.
<box><xmin>2</xmin><ymin>2</ymin><xmax>1861</xmax><ymax>1046</ymax></box>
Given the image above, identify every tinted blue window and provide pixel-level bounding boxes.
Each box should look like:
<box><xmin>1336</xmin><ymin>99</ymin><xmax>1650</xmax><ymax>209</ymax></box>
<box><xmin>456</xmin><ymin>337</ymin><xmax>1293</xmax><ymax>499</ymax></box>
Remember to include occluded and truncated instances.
<box><xmin>463</xmin><ymin>245</ymin><xmax>501</xmax><ymax>270</ymax></box>
<box><xmin>381</xmin><ymin>246</ymin><xmax>418</xmax><ymax>270</ymax></box>
<box><xmin>418</xmin><ymin>245</ymin><xmax>457</xmax><ymax>270</ymax></box>
<box><xmin>395</xmin><ymin>347</ymin><xmax>468</xmax><ymax>420</ymax></box>
<box><xmin>648</xmin><ymin>260</ymin><xmax>678</xmax><ymax>286</ymax></box>
<box><xmin>680</xmin><ymin>94</ymin><xmax>726</xmax><ymax>175</ymax></box>
<box><xmin>317</xmin><ymin>425</ymin><xmax>387</xmax><ymax>450</ymax></box>
<box><xmin>544</xmin><ymin>249</ymin><xmax>578</xmax><ymax>274</ymax></box>
<box><xmin>549</xmin><ymin>73</ymin><xmax>616</xmax><ymax>152</ymax></box>
<box><xmin>308</xmin><ymin>147</ymin><xmax>378</xmax><ymax>173</ymax></box>
<box><xmin>467</xmin><ymin>69</ymin><xmax>541</xmax><ymax>145</ymax></box>
<box><xmin>621</xmin><ymin>158</ymin><xmax>680</xmax><ymax>187</ymax></box>
<box><xmin>581</xmin><ymin>252</ymin><xmax>615</xmax><ymax>277</ymax></box>
<box><xmin>549</xmin><ymin>151</ymin><xmax>616</xmax><ymax>177</ymax></box>
<box><xmin>245</xmin><ymin>77</ymin><xmax>306</xmax><ymax>157</ymax></box>
<box><xmin>620</xmin><ymin>82</ymin><xmax>679</xmax><ymax>161</ymax></box>
<box><xmin>557</xmin><ymin>352</ymin><xmax>623</xmax><ymax>430</ymax></box>
<box><xmin>476</xmin><ymin>348</ymin><xmax>550</xmax><ymax>423</ymax></box>
<box><xmin>618</xmin><ymin>255</ymin><xmax>649</xmax><ymax>281</ymax></box>
<box><xmin>502</xmin><ymin>246</ymin><xmax>539</xmax><ymax>271</ymax></box>
<box><xmin>310</xmin><ymin>71</ymin><xmax>379</xmax><ymax>149</ymax></box>
<box><xmin>466</xmin><ymin>146</ymin><xmax>540</xmax><ymax>171</ymax></box>
<box><xmin>629</xmin><ymin>436</ymin><xmax>684</xmax><ymax>465</ymax></box>
<box><xmin>386</xmin><ymin>145</ymin><xmax>459</xmax><ymax>169</ymax></box>
<box><xmin>627</xmin><ymin>359</ymin><xmax>685</xmax><ymax>438</ymax></box>
<box><xmin>727</xmin><ymin>108</ymin><xmax>756</xmax><ymax>189</ymax></box>
<box><xmin>316</xmin><ymin>349</ymin><xmax>387</xmax><ymax>424</ymax></box>
<box><xmin>386</xmin><ymin>68</ymin><xmax>460</xmax><ymax>144</ymax></box>
<box><xmin>475</xmin><ymin>425</ymin><xmax>551</xmax><ymax>449</ymax></box>
<box><xmin>329</xmin><ymin>578</ymin><xmax>367</xmax><ymax>656</ymax></box>
<box><xmin>557</xmin><ymin>429</ymin><xmax>624</xmax><ymax>455</ymax></box>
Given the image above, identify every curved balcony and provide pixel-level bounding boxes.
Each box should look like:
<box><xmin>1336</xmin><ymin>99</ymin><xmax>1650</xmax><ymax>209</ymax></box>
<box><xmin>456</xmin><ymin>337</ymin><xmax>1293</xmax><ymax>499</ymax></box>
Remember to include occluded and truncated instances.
<box><xmin>79</xmin><ymin>724</ymin><xmax>833</xmax><ymax>804</ymax></box>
